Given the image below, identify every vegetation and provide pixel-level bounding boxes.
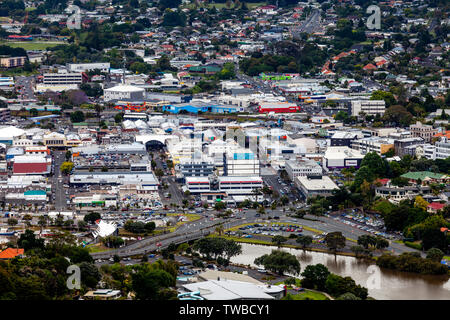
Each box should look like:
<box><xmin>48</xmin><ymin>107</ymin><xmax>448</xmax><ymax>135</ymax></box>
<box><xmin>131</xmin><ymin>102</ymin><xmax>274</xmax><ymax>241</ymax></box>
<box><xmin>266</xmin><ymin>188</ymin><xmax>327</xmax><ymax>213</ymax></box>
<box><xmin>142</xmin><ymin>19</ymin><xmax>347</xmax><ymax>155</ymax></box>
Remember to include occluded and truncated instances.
<box><xmin>376</xmin><ymin>252</ymin><xmax>449</xmax><ymax>275</ymax></box>
<box><xmin>254</xmin><ymin>250</ymin><xmax>300</xmax><ymax>275</ymax></box>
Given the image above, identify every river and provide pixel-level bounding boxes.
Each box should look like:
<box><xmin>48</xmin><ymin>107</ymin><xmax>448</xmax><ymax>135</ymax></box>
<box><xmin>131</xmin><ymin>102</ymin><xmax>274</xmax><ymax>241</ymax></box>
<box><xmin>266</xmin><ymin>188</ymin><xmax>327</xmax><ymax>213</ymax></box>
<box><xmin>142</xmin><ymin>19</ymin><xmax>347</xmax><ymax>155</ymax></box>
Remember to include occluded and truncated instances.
<box><xmin>230</xmin><ymin>243</ymin><xmax>450</xmax><ymax>300</ymax></box>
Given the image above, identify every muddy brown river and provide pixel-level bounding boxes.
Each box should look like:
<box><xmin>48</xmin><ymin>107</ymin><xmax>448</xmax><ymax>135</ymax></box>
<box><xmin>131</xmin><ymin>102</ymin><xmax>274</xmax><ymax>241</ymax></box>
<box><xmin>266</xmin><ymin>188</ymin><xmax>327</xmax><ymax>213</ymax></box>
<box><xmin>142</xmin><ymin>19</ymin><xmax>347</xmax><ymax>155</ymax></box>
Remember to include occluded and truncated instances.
<box><xmin>230</xmin><ymin>243</ymin><xmax>450</xmax><ymax>300</ymax></box>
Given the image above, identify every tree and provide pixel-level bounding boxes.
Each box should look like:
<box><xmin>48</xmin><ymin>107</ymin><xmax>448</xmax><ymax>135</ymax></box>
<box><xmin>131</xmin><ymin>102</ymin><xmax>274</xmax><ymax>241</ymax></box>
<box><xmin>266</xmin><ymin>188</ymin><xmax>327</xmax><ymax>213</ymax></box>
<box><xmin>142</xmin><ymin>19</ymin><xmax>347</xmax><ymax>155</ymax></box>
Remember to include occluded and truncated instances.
<box><xmin>7</xmin><ymin>218</ymin><xmax>18</xmax><ymax>227</ymax></box>
<box><xmin>254</xmin><ymin>250</ymin><xmax>300</xmax><ymax>275</ymax></box>
<box><xmin>325</xmin><ymin>273</ymin><xmax>368</xmax><ymax>299</ymax></box>
<box><xmin>383</xmin><ymin>105</ymin><xmax>413</xmax><ymax>126</ymax></box>
<box><xmin>357</xmin><ymin>235</ymin><xmax>377</xmax><ymax>249</ymax></box>
<box><xmin>79</xmin><ymin>262</ymin><xmax>101</xmax><ymax>288</ymax></box>
<box><xmin>131</xmin><ymin>266</ymin><xmax>176</xmax><ymax>300</ymax></box>
<box><xmin>414</xmin><ymin>196</ymin><xmax>429</xmax><ymax>211</ymax></box>
<box><xmin>60</xmin><ymin>162</ymin><xmax>74</xmax><ymax>175</ymax></box>
<box><xmin>145</xmin><ymin>222</ymin><xmax>156</xmax><ymax>233</ymax></box>
<box><xmin>84</xmin><ymin>212</ymin><xmax>101</xmax><ymax>224</ymax></box>
<box><xmin>300</xmin><ymin>264</ymin><xmax>330</xmax><ymax>291</ymax></box>
<box><xmin>375</xmin><ymin>238</ymin><xmax>389</xmax><ymax>250</ymax></box>
<box><xmin>272</xmin><ymin>235</ymin><xmax>287</xmax><ymax>247</ymax></box>
<box><xmin>296</xmin><ymin>235</ymin><xmax>313</xmax><ymax>249</ymax></box>
<box><xmin>426</xmin><ymin>248</ymin><xmax>444</xmax><ymax>263</ymax></box>
<box><xmin>324</xmin><ymin>232</ymin><xmax>346</xmax><ymax>253</ymax></box>
<box><xmin>351</xmin><ymin>245</ymin><xmax>367</xmax><ymax>258</ymax></box>
<box><xmin>70</xmin><ymin>110</ymin><xmax>85</xmax><ymax>123</ymax></box>
<box><xmin>17</xmin><ymin>229</ymin><xmax>45</xmax><ymax>251</ymax></box>
<box><xmin>360</xmin><ymin>152</ymin><xmax>387</xmax><ymax>177</ymax></box>
<box><xmin>336</xmin><ymin>293</ymin><xmax>361</xmax><ymax>300</ymax></box>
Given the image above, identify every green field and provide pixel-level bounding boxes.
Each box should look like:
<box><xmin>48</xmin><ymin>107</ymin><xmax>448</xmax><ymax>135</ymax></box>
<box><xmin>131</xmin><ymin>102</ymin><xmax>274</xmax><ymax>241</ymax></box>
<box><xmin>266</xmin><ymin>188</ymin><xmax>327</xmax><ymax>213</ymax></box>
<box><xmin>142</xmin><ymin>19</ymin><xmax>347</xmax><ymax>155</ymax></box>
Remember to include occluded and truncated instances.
<box><xmin>0</xmin><ymin>41</ymin><xmax>65</xmax><ymax>51</ymax></box>
<box><xmin>282</xmin><ymin>291</ymin><xmax>329</xmax><ymax>300</ymax></box>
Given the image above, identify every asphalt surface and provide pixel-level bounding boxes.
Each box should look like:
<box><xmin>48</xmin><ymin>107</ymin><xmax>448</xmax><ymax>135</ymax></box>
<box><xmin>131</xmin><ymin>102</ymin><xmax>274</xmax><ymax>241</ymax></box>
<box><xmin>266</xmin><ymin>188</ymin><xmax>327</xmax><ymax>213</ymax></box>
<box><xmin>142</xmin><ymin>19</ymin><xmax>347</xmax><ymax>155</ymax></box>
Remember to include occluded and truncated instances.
<box><xmin>52</xmin><ymin>150</ymin><xmax>68</xmax><ymax>210</ymax></box>
<box><xmin>90</xmin><ymin>207</ymin><xmax>419</xmax><ymax>260</ymax></box>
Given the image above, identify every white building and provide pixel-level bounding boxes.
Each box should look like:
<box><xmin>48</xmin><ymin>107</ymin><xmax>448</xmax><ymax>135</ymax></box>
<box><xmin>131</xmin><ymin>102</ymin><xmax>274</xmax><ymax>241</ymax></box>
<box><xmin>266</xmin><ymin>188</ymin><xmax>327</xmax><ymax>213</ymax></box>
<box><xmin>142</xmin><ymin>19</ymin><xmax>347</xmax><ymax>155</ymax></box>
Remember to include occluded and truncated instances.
<box><xmin>103</xmin><ymin>85</ymin><xmax>145</xmax><ymax>102</ymax></box>
<box><xmin>42</xmin><ymin>72</ymin><xmax>83</xmax><ymax>85</ymax></box>
<box><xmin>218</xmin><ymin>176</ymin><xmax>263</xmax><ymax>202</ymax></box>
<box><xmin>67</xmin><ymin>62</ymin><xmax>110</xmax><ymax>73</ymax></box>
<box><xmin>224</xmin><ymin>147</ymin><xmax>260</xmax><ymax>177</ymax></box>
<box><xmin>434</xmin><ymin>137</ymin><xmax>450</xmax><ymax>160</ymax></box>
<box><xmin>350</xmin><ymin>100</ymin><xmax>386</xmax><ymax>117</ymax></box>
<box><xmin>285</xmin><ymin>159</ymin><xmax>323</xmax><ymax>181</ymax></box>
<box><xmin>185</xmin><ymin>176</ymin><xmax>211</xmax><ymax>194</ymax></box>
<box><xmin>296</xmin><ymin>175</ymin><xmax>339</xmax><ymax>198</ymax></box>
<box><xmin>323</xmin><ymin>146</ymin><xmax>364</xmax><ymax>170</ymax></box>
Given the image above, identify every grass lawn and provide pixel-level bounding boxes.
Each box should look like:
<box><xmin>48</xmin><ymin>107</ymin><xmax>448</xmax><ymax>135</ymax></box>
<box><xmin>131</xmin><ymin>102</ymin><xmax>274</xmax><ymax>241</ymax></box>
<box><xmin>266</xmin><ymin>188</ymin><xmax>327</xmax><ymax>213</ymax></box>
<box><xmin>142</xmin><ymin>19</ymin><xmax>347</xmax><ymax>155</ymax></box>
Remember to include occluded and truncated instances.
<box><xmin>283</xmin><ymin>291</ymin><xmax>329</xmax><ymax>300</ymax></box>
<box><xmin>86</xmin><ymin>243</ymin><xmax>110</xmax><ymax>253</ymax></box>
<box><xmin>0</xmin><ymin>41</ymin><xmax>65</xmax><ymax>51</ymax></box>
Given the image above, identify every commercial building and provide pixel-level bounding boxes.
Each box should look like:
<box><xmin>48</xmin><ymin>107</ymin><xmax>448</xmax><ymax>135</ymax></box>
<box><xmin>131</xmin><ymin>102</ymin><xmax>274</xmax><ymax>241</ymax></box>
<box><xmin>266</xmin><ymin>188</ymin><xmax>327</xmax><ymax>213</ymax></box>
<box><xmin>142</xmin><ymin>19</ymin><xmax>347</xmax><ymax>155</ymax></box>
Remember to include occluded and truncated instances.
<box><xmin>295</xmin><ymin>175</ymin><xmax>339</xmax><ymax>198</ymax></box>
<box><xmin>394</xmin><ymin>137</ymin><xmax>424</xmax><ymax>157</ymax></box>
<box><xmin>434</xmin><ymin>137</ymin><xmax>450</xmax><ymax>160</ymax></box>
<box><xmin>323</xmin><ymin>146</ymin><xmax>364</xmax><ymax>169</ymax></box>
<box><xmin>103</xmin><ymin>85</ymin><xmax>145</xmax><ymax>102</ymax></box>
<box><xmin>13</xmin><ymin>155</ymin><xmax>51</xmax><ymax>175</ymax></box>
<box><xmin>330</xmin><ymin>132</ymin><xmax>362</xmax><ymax>147</ymax></box>
<box><xmin>258</xmin><ymin>102</ymin><xmax>300</xmax><ymax>113</ymax></box>
<box><xmin>42</xmin><ymin>72</ymin><xmax>83</xmax><ymax>85</ymax></box>
<box><xmin>67</xmin><ymin>62</ymin><xmax>110</xmax><ymax>73</ymax></box>
<box><xmin>350</xmin><ymin>137</ymin><xmax>395</xmax><ymax>155</ymax></box>
<box><xmin>181</xmin><ymin>279</ymin><xmax>282</xmax><ymax>300</ymax></box>
<box><xmin>375</xmin><ymin>185</ymin><xmax>432</xmax><ymax>203</ymax></box>
<box><xmin>285</xmin><ymin>159</ymin><xmax>323</xmax><ymax>181</ymax></box>
<box><xmin>223</xmin><ymin>148</ymin><xmax>260</xmax><ymax>176</ymax></box>
<box><xmin>350</xmin><ymin>100</ymin><xmax>385</xmax><ymax>117</ymax></box>
<box><xmin>70</xmin><ymin>171</ymin><xmax>159</xmax><ymax>186</ymax></box>
<box><xmin>0</xmin><ymin>56</ymin><xmax>27</xmax><ymax>68</ymax></box>
<box><xmin>218</xmin><ymin>176</ymin><xmax>264</xmax><ymax>202</ymax></box>
<box><xmin>185</xmin><ymin>176</ymin><xmax>211</xmax><ymax>194</ymax></box>
<box><xmin>409</xmin><ymin>121</ymin><xmax>438</xmax><ymax>143</ymax></box>
<box><xmin>179</xmin><ymin>158</ymin><xmax>215</xmax><ymax>178</ymax></box>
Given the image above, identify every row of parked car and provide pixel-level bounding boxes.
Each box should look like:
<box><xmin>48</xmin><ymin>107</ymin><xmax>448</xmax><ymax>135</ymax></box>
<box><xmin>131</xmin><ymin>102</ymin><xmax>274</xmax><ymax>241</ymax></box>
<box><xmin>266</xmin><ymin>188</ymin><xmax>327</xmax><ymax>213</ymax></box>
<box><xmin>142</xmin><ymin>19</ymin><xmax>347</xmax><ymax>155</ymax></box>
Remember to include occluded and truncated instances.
<box><xmin>228</xmin><ymin>223</ymin><xmax>304</xmax><ymax>237</ymax></box>
<box><xmin>334</xmin><ymin>213</ymin><xmax>398</xmax><ymax>240</ymax></box>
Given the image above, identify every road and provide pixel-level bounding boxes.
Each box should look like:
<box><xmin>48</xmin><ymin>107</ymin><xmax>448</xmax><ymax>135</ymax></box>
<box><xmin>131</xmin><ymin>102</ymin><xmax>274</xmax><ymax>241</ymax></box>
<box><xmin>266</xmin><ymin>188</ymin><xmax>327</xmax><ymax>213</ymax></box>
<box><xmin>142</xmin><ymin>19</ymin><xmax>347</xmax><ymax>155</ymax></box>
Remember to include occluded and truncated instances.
<box><xmin>52</xmin><ymin>150</ymin><xmax>68</xmax><ymax>211</ymax></box>
<box><xmin>90</xmin><ymin>207</ymin><xmax>419</xmax><ymax>259</ymax></box>
<box><xmin>15</xmin><ymin>76</ymin><xmax>36</xmax><ymax>101</ymax></box>
<box><xmin>262</xmin><ymin>174</ymin><xmax>299</xmax><ymax>202</ymax></box>
<box><xmin>292</xmin><ymin>9</ymin><xmax>322</xmax><ymax>37</ymax></box>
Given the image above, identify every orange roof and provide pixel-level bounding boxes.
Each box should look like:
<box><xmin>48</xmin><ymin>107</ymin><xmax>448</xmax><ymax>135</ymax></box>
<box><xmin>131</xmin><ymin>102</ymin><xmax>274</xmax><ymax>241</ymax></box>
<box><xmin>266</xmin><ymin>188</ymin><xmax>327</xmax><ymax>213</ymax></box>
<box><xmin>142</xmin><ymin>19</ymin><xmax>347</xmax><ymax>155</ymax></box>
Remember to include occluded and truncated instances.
<box><xmin>434</xmin><ymin>131</ymin><xmax>450</xmax><ymax>138</ymax></box>
<box><xmin>0</xmin><ymin>248</ymin><xmax>24</xmax><ymax>259</ymax></box>
<box><xmin>363</xmin><ymin>63</ymin><xmax>377</xmax><ymax>70</ymax></box>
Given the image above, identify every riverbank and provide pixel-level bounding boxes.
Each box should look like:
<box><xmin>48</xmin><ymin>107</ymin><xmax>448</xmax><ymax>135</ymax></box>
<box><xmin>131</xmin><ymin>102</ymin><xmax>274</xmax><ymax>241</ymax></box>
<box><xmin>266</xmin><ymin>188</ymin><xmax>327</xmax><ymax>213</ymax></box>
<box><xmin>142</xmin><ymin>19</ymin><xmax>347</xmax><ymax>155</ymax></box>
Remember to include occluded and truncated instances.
<box><xmin>231</xmin><ymin>243</ymin><xmax>450</xmax><ymax>300</ymax></box>
<box><xmin>211</xmin><ymin>233</ymin><xmax>376</xmax><ymax>259</ymax></box>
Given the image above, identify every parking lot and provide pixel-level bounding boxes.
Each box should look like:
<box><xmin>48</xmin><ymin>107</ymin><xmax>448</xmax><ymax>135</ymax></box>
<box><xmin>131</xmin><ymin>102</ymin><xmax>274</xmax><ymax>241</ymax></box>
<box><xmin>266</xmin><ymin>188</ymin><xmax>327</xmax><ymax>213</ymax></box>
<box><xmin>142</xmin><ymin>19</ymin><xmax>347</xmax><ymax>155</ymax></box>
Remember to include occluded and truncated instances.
<box><xmin>225</xmin><ymin>222</ymin><xmax>318</xmax><ymax>239</ymax></box>
<box><xmin>330</xmin><ymin>210</ymin><xmax>400</xmax><ymax>240</ymax></box>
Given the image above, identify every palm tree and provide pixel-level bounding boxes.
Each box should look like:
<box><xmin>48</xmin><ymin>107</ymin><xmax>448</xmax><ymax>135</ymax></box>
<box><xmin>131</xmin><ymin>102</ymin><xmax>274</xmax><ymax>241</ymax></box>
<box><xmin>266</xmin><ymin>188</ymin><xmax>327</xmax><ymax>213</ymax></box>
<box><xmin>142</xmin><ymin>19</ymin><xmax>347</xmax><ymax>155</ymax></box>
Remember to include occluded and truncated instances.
<box><xmin>215</xmin><ymin>224</ymin><xmax>224</xmax><ymax>236</ymax></box>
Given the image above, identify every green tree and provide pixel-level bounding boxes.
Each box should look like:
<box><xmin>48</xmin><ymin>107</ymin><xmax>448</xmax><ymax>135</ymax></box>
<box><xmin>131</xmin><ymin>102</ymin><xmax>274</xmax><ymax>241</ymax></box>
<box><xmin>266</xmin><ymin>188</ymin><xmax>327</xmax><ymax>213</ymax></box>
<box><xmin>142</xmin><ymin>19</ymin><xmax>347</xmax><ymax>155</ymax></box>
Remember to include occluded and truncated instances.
<box><xmin>272</xmin><ymin>235</ymin><xmax>287</xmax><ymax>247</ymax></box>
<box><xmin>60</xmin><ymin>162</ymin><xmax>74</xmax><ymax>175</ymax></box>
<box><xmin>324</xmin><ymin>232</ymin><xmax>346</xmax><ymax>253</ymax></box>
<box><xmin>70</xmin><ymin>110</ymin><xmax>85</xmax><ymax>123</ymax></box>
<box><xmin>296</xmin><ymin>235</ymin><xmax>313</xmax><ymax>249</ymax></box>
<box><xmin>425</xmin><ymin>248</ymin><xmax>444</xmax><ymax>263</ymax></box>
<box><xmin>254</xmin><ymin>250</ymin><xmax>300</xmax><ymax>275</ymax></box>
<box><xmin>300</xmin><ymin>264</ymin><xmax>330</xmax><ymax>291</ymax></box>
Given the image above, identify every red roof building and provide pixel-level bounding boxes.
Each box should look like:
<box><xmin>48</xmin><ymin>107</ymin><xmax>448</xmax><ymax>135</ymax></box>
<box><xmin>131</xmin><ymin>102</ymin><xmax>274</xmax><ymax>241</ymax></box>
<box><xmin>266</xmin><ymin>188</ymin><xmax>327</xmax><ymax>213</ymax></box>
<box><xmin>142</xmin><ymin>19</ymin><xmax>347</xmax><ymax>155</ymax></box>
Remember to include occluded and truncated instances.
<box><xmin>363</xmin><ymin>63</ymin><xmax>377</xmax><ymax>71</ymax></box>
<box><xmin>427</xmin><ymin>202</ymin><xmax>446</xmax><ymax>213</ymax></box>
<box><xmin>0</xmin><ymin>248</ymin><xmax>24</xmax><ymax>260</ymax></box>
